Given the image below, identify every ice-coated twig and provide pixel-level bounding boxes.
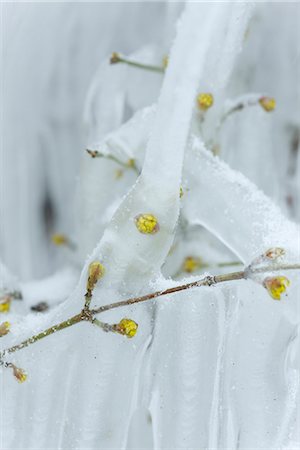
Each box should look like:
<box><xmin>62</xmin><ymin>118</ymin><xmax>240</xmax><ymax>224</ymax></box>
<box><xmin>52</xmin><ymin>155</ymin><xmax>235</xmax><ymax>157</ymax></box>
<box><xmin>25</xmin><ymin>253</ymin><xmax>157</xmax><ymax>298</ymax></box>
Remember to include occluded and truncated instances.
<box><xmin>110</xmin><ymin>52</ymin><xmax>164</xmax><ymax>73</ymax></box>
<box><xmin>91</xmin><ymin>263</ymin><xmax>300</xmax><ymax>314</ymax></box>
<box><xmin>208</xmin><ymin>93</ymin><xmax>276</xmax><ymax>151</ymax></box>
<box><xmin>1</xmin><ymin>262</ymin><xmax>299</xmax><ymax>363</ymax></box>
<box><xmin>86</xmin><ymin>149</ymin><xmax>140</xmax><ymax>175</ymax></box>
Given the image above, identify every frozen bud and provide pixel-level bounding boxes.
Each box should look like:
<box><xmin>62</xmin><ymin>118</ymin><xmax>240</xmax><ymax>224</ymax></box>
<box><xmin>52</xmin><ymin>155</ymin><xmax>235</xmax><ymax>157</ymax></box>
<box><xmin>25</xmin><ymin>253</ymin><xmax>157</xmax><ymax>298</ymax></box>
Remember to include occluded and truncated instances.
<box><xmin>12</xmin><ymin>365</ymin><xmax>27</xmax><ymax>383</ymax></box>
<box><xmin>259</xmin><ymin>96</ymin><xmax>276</xmax><ymax>112</ymax></box>
<box><xmin>263</xmin><ymin>276</ymin><xmax>290</xmax><ymax>300</ymax></box>
<box><xmin>264</xmin><ymin>247</ymin><xmax>285</xmax><ymax>261</ymax></box>
<box><xmin>110</xmin><ymin>52</ymin><xmax>121</xmax><ymax>64</ymax></box>
<box><xmin>86</xmin><ymin>149</ymin><xmax>99</xmax><ymax>158</ymax></box>
<box><xmin>183</xmin><ymin>256</ymin><xmax>203</xmax><ymax>273</ymax></box>
<box><xmin>135</xmin><ymin>214</ymin><xmax>159</xmax><ymax>234</ymax></box>
<box><xmin>127</xmin><ymin>158</ymin><xmax>136</xmax><ymax>169</ymax></box>
<box><xmin>0</xmin><ymin>321</ymin><xmax>10</xmax><ymax>337</ymax></box>
<box><xmin>51</xmin><ymin>233</ymin><xmax>67</xmax><ymax>246</ymax></box>
<box><xmin>179</xmin><ymin>186</ymin><xmax>184</xmax><ymax>198</ymax></box>
<box><xmin>162</xmin><ymin>55</ymin><xmax>169</xmax><ymax>69</ymax></box>
<box><xmin>116</xmin><ymin>318</ymin><xmax>138</xmax><ymax>338</ymax></box>
<box><xmin>87</xmin><ymin>261</ymin><xmax>105</xmax><ymax>292</ymax></box>
<box><xmin>0</xmin><ymin>296</ymin><xmax>11</xmax><ymax>313</ymax></box>
<box><xmin>197</xmin><ymin>93</ymin><xmax>214</xmax><ymax>111</ymax></box>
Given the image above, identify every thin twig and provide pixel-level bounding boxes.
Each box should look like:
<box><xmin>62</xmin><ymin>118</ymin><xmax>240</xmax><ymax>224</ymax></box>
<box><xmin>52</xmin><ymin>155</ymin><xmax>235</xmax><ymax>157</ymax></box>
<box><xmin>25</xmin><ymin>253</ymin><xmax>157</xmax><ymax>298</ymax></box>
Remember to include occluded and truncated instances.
<box><xmin>91</xmin><ymin>263</ymin><xmax>300</xmax><ymax>315</ymax></box>
<box><xmin>1</xmin><ymin>263</ymin><xmax>299</xmax><ymax>360</ymax></box>
<box><xmin>249</xmin><ymin>263</ymin><xmax>300</xmax><ymax>274</ymax></box>
<box><xmin>84</xmin><ymin>291</ymin><xmax>92</xmax><ymax>309</ymax></box>
<box><xmin>172</xmin><ymin>260</ymin><xmax>243</xmax><ymax>279</ymax></box>
<box><xmin>91</xmin><ymin>271</ymin><xmax>245</xmax><ymax>314</ymax></box>
<box><xmin>1</xmin><ymin>313</ymin><xmax>83</xmax><ymax>357</ymax></box>
<box><xmin>217</xmin><ymin>261</ymin><xmax>242</xmax><ymax>268</ymax></box>
<box><xmin>86</xmin><ymin>149</ymin><xmax>140</xmax><ymax>175</ymax></box>
<box><xmin>209</xmin><ymin>95</ymin><xmax>273</xmax><ymax>153</ymax></box>
<box><xmin>110</xmin><ymin>53</ymin><xmax>164</xmax><ymax>73</ymax></box>
<box><xmin>92</xmin><ymin>318</ymin><xmax>116</xmax><ymax>333</ymax></box>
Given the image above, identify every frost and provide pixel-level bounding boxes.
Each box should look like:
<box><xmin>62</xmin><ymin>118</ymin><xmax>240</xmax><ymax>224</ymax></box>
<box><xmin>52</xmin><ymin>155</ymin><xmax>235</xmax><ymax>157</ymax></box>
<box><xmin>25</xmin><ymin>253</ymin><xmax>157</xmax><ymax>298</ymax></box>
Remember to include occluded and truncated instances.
<box><xmin>1</xmin><ymin>2</ymin><xmax>300</xmax><ymax>450</ymax></box>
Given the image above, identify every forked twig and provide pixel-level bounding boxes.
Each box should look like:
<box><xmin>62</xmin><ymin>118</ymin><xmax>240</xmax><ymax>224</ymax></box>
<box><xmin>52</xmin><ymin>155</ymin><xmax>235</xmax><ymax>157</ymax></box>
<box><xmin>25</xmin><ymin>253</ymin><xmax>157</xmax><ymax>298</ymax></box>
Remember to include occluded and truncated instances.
<box><xmin>1</xmin><ymin>262</ymin><xmax>299</xmax><ymax>363</ymax></box>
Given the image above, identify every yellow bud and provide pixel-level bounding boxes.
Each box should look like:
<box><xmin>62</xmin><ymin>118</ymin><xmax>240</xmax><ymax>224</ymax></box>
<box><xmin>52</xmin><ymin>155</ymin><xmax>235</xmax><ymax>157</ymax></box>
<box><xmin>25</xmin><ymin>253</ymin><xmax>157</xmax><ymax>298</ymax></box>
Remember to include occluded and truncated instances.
<box><xmin>51</xmin><ymin>234</ymin><xmax>68</xmax><ymax>246</ymax></box>
<box><xmin>135</xmin><ymin>214</ymin><xmax>159</xmax><ymax>235</ymax></box>
<box><xmin>183</xmin><ymin>256</ymin><xmax>203</xmax><ymax>273</ymax></box>
<box><xmin>264</xmin><ymin>247</ymin><xmax>285</xmax><ymax>261</ymax></box>
<box><xmin>0</xmin><ymin>321</ymin><xmax>10</xmax><ymax>337</ymax></box>
<box><xmin>110</xmin><ymin>52</ymin><xmax>121</xmax><ymax>64</ymax></box>
<box><xmin>117</xmin><ymin>318</ymin><xmax>138</xmax><ymax>338</ymax></box>
<box><xmin>87</xmin><ymin>261</ymin><xmax>105</xmax><ymax>292</ymax></box>
<box><xmin>162</xmin><ymin>55</ymin><xmax>169</xmax><ymax>69</ymax></box>
<box><xmin>12</xmin><ymin>365</ymin><xmax>27</xmax><ymax>383</ymax></box>
<box><xmin>259</xmin><ymin>96</ymin><xmax>276</xmax><ymax>112</ymax></box>
<box><xmin>179</xmin><ymin>186</ymin><xmax>184</xmax><ymax>198</ymax></box>
<box><xmin>197</xmin><ymin>93</ymin><xmax>214</xmax><ymax>111</ymax></box>
<box><xmin>127</xmin><ymin>158</ymin><xmax>136</xmax><ymax>169</ymax></box>
<box><xmin>0</xmin><ymin>296</ymin><xmax>11</xmax><ymax>313</ymax></box>
<box><xmin>263</xmin><ymin>276</ymin><xmax>290</xmax><ymax>300</ymax></box>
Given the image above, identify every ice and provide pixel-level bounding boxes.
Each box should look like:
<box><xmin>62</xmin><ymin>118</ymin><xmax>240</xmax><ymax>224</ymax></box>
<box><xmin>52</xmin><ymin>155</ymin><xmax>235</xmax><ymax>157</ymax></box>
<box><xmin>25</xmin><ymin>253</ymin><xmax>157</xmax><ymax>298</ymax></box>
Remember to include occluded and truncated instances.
<box><xmin>20</xmin><ymin>267</ymin><xmax>79</xmax><ymax>308</ymax></box>
<box><xmin>77</xmin><ymin>106</ymin><xmax>155</xmax><ymax>259</ymax></box>
<box><xmin>75</xmin><ymin>3</ymin><xmax>227</xmax><ymax>301</ymax></box>
<box><xmin>1</xmin><ymin>2</ymin><xmax>300</xmax><ymax>450</ymax></box>
<box><xmin>184</xmin><ymin>137</ymin><xmax>300</xmax><ymax>264</ymax></box>
<box><xmin>0</xmin><ymin>2</ymin><xmax>171</xmax><ymax>280</ymax></box>
<box><xmin>0</xmin><ymin>259</ymin><xmax>19</xmax><ymax>295</ymax></box>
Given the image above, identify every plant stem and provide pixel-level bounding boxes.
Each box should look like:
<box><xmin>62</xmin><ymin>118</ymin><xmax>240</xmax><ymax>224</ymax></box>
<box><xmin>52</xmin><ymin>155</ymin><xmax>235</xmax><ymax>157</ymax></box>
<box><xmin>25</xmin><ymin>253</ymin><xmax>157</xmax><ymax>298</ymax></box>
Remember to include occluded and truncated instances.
<box><xmin>1</xmin><ymin>263</ymin><xmax>299</xmax><ymax>360</ymax></box>
<box><xmin>86</xmin><ymin>150</ymin><xmax>140</xmax><ymax>175</ymax></box>
<box><xmin>251</xmin><ymin>263</ymin><xmax>300</xmax><ymax>274</ymax></box>
<box><xmin>1</xmin><ymin>313</ymin><xmax>83</xmax><ymax>358</ymax></box>
<box><xmin>173</xmin><ymin>260</ymin><xmax>242</xmax><ymax>278</ymax></box>
<box><xmin>91</xmin><ymin>263</ymin><xmax>300</xmax><ymax>314</ymax></box>
<box><xmin>209</xmin><ymin>96</ymin><xmax>262</xmax><ymax>152</ymax></box>
<box><xmin>113</xmin><ymin>55</ymin><xmax>164</xmax><ymax>73</ymax></box>
<box><xmin>84</xmin><ymin>291</ymin><xmax>92</xmax><ymax>309</ymax></box>
<box><xmin>91</xmin><ymin>271</ymin><xmax>245</xmax><ymax>315</ymax></box>
<box><xmin>217</xmin><ymin>261</ymin><xmax>242</xmax><ymax>268</ymax></box>
<box><xmin>92</xmin><ymin>318</ymin><xmax>116</xmax><ymax>333</ymax></box>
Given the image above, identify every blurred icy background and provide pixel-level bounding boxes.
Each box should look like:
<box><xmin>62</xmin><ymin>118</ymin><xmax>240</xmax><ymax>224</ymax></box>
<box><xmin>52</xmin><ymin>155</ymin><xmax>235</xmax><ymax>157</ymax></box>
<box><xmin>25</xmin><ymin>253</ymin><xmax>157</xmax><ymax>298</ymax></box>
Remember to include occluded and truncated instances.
<box><xmin>1</xmin><ymin>2</ymin><xmax>182</xmax><ymax>279</ymax></box>
<box><xmin>1</xmin><ymin>2</ymin><xmax>300</xmax><ymax>449</ymax></box>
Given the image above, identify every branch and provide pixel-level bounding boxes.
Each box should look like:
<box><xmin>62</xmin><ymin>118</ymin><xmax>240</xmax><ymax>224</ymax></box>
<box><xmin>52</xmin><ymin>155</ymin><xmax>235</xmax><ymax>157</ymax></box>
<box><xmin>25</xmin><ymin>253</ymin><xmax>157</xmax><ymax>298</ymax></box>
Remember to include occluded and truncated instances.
<box><xmin>91</xmin><ymin>271</ymin><xmax>245</xmax><ymax>315</ymax></box>
<box><xmin>208</xmin><ymin>94</ymin><xmax>276</xmax><ymax>153</ymax></box>
<box><xmin>1</xmin><ymin>262</ymin><xmax>299</xmax><ymax>366</ymax></box>
<box><xmin>86</xmin><ymin>149</ymin><xmax>140</xmax><ymax>175</ymax></box>
<box><xmin>110</xmin><ymin>52</ymin><xmax>164</xmax><ymax>73</ymax></box>
<box><xmin>1</xmin><ymin>313</ymin><xmax>82</xmax><ymax>357</ymax></box>
<box><xmin>91</xmin><ymin>263</ymin><xmax>300</xmax><ymax>314</ymax></box>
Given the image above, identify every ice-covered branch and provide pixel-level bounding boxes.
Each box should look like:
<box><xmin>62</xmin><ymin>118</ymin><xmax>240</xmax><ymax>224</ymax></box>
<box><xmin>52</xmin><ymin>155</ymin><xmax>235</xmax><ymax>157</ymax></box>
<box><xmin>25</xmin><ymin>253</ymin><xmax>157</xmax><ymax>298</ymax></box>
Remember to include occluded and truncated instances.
<box><xmin>1</xmin><ymin>253</ymin><xmax>299</xmax><ymax>366</ymax></box>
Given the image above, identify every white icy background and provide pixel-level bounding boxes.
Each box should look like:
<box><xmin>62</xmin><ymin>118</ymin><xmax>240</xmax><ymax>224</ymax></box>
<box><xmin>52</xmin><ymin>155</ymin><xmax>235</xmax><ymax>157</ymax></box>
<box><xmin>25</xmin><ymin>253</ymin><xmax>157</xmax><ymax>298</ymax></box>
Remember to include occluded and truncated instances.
<box><xmin>1</xmin><ymin>2</ymin><xmax>300</xmax><ymax>450</ymax></box>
